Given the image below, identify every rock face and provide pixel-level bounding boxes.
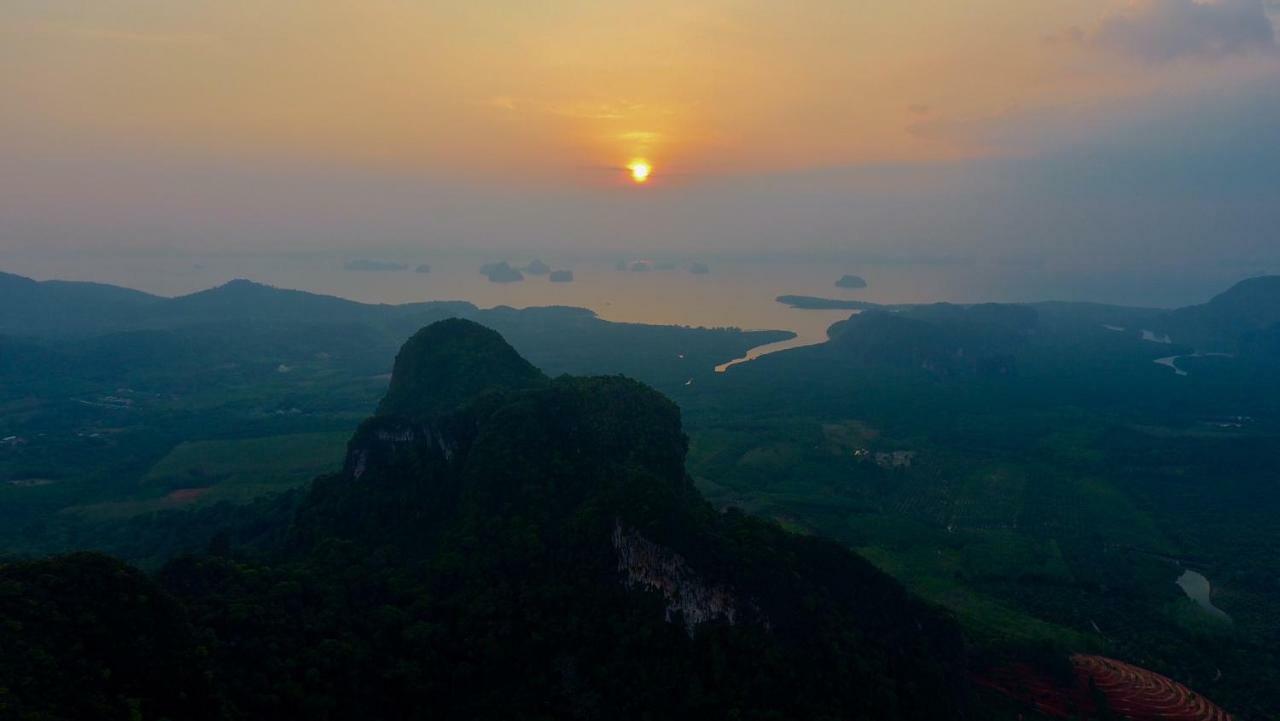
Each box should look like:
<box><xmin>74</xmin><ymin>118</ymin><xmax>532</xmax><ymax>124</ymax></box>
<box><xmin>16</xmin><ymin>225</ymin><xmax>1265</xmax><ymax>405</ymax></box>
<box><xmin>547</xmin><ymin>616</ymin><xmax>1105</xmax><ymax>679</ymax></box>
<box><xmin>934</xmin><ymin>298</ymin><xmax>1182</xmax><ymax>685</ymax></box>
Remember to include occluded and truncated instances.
<box><xmin>343</xmin><ymin>418</ymin><xmax>461</xmax><ymax>481</ymax></box>
<box><xmin>836</xmin><ymin>274</ymin><xmax>868</xmax><ymax>289</ymax></box>
<box><xmin>613</xmin><ymin>521</ymin><xmax>759</xmax><ymax>632</ymax></box>
<box><xmin>549</xmin><ymin>269</ymin><xmax>574</xmax><ymax>282</ymax></box>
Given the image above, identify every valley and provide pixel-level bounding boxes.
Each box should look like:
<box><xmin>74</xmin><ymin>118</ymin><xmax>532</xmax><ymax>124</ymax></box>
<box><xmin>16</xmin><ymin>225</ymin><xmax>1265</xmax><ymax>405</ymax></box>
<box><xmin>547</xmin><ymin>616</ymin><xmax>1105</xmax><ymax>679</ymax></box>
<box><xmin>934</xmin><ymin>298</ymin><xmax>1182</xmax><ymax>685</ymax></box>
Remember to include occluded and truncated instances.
<box><xmin>3</xmin><ymin>271</ymin><xmax>1280</xmax><ymax>718</ymax></box>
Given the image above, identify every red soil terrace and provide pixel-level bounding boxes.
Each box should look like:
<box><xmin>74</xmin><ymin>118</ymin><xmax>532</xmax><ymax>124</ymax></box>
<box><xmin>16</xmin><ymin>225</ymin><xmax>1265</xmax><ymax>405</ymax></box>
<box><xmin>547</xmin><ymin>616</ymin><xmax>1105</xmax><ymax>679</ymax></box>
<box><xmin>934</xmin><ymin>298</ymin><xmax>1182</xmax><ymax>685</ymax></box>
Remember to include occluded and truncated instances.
<box><xmin>976</xmin><ymin>654</ymin><xmax>1233</xmax><ymax>721</ymax></box>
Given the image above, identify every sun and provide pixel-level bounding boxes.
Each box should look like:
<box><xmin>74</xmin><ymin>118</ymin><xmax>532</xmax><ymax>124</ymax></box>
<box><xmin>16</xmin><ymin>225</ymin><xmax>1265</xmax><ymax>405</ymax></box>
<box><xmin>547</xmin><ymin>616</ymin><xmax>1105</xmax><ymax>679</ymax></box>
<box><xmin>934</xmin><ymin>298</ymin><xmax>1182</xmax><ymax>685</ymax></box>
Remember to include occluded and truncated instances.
<box><xmin>627</xmin><ymin>160</ymin><xmax>652</xmax><ymax>184</ymax></box>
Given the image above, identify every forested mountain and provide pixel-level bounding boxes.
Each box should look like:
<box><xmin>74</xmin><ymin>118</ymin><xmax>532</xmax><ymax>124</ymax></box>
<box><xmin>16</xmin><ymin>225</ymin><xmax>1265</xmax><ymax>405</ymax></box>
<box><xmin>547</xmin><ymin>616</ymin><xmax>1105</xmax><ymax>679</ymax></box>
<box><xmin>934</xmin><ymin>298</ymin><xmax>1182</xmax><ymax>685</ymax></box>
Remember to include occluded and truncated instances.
<box><xmin>1157</xmin><ymin>275</ymin><xmax>1280</xmax><ymax>353</ymax></box>
<box><xmin>3</xmin><ymin>273</ymin><xmax>1276</xmax><ymax>719</ymax></box>
<box><xmin>1</xmin><ymin>320</ymin><xmax>969</xmax><ymax>720</ymax></box>
<box><xmin>823</xmin><ymin>304</ymin><xmax>1034</xmax><ymax>377</ymax></box>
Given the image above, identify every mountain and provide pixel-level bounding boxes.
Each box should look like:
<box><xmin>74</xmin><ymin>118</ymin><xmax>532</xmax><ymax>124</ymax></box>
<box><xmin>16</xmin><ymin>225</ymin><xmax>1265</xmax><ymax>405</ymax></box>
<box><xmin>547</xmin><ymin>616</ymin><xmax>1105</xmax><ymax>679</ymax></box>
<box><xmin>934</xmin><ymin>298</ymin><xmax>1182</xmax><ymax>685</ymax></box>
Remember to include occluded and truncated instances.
<box><xmin>152</xmin><ymin>278</ymin><xmax>401</xmax><ymax>326</ymax></box>
<box><xmin>1158</xmin><ymin>275</ymin><xmax>1280</xmax><ymax>352</ymax></box>
<box><xmin>0</xmin><ymin>272</ymin><xmax>480</xmax><ymax>336</ymax></box>
<box><xmin>282</xmin><ymin>318</ymin><xmax>970</xmax><ymax>718</ymax></box>
<box><xmin>822</xmin><ymin>304</ymin><xmax>1035</xmax><ymax>377</ymax></box>
<box><xmin>375</xmin><ymin>318</ymin><xmax>547</xmax><ymax>419</ymax></box>
<box><xmin>2</xmin><ymin>319</ymin><xmax>971</xmax><ymax>720</ymax></box>
<box><xmin>0</xmin><ymin>270</ymin><xmax>163</xmax><ymax>336</ymax></box>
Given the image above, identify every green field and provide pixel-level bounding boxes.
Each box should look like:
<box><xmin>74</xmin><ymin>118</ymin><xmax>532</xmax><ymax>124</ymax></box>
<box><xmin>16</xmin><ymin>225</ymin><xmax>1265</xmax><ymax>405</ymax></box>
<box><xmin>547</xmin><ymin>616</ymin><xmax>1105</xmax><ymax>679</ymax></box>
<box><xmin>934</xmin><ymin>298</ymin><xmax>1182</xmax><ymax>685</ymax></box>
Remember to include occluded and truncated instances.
<box><xmin>60</xmin><ymin>432</ymin><xmax>350</xmax><ymax>520</ymax></box>
<box><xmin>144</xmin><ymin>431</ymin><xmax>350</xmax><ymax>499</ymax></box>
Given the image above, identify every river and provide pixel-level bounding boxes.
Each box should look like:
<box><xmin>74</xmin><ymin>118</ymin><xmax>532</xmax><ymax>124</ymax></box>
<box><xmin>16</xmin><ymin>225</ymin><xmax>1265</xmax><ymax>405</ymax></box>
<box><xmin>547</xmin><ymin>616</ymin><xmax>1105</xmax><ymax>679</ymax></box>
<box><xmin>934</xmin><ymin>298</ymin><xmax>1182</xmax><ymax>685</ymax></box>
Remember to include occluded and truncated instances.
<box><xmin>1176</xmin><ymin>569</ymin><xmax>1232</xmax><ymax>623</ymax></box>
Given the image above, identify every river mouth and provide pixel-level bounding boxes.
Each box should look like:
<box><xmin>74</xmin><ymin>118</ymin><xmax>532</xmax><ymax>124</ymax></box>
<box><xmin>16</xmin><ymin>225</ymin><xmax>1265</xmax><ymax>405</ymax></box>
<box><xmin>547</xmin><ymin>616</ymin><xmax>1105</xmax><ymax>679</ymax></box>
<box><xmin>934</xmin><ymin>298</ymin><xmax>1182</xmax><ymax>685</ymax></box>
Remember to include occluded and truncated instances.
<box><xmin>1176</xmin><ymin>569</ymin><xmax>1232</xmax><ymax>623</ymax></box>
<box><xmin>714</xmin><ymin>333</ymin><xmax>815</xmax><ymax>372</ymax></box>
<box><xmin>715</xmin><ymin>308</ymin><xmax>855</xmax><ymax>372</ymax></box>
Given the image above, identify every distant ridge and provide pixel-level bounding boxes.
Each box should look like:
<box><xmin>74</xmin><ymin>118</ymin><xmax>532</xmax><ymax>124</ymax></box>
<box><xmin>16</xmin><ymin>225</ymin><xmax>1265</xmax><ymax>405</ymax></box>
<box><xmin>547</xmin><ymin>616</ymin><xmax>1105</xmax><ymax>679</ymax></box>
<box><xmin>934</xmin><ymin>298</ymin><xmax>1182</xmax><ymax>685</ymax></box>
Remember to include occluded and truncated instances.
<box><xmin>0</xmin><ymin>270</ymin><xmax>162</xmax><ymax>336</ymax></box>
<box><xmin>0</xmin><ymin>272</ymin><xmax>476</xmax><ymax>336</ymax></box>
<box><xmin>1157</xmin><ymin>275</ymin><xmax>1280</xmax><ymax>352</ymax></box>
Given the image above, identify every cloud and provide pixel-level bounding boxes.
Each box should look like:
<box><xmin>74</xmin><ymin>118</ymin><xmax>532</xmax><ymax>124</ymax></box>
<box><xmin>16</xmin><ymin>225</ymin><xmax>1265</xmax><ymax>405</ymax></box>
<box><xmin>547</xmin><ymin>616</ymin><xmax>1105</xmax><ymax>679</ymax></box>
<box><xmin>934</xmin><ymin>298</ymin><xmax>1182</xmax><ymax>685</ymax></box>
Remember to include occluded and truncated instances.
<box><xmin>9</xmin><ymin>22</ymin><xmax>217</xmax><ymax>48</ymax></box>
<box><xmin>480</xmin><ymin>96</ymin><xmax>649</xmax><ymax>120</ymax></box>
<box><xmin>1090</xmin><ymin>0</ymin><xmax>1277</xmax><ymax>62</ymax></box>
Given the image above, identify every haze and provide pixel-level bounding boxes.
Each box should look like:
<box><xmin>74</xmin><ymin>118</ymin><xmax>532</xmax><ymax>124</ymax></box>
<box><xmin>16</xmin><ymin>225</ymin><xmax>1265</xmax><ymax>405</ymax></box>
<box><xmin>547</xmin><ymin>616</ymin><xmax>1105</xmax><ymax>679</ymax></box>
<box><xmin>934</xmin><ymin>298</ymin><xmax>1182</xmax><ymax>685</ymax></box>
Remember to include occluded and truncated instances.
<box><xmin>2</xmin><ymin>1</ymin><xmax>1278</xmax><ymax>297</ymax></box>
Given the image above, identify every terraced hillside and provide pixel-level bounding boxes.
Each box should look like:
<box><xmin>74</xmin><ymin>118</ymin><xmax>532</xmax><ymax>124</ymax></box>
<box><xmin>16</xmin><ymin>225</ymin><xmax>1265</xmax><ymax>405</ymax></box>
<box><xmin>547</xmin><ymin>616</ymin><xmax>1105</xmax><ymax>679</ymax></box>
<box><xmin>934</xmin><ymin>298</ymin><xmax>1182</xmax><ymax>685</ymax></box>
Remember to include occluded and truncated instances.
<box><xmin>978</xmin><ymin>655</ymin><xmax>1234</xmax><ymax>721</ymax></box>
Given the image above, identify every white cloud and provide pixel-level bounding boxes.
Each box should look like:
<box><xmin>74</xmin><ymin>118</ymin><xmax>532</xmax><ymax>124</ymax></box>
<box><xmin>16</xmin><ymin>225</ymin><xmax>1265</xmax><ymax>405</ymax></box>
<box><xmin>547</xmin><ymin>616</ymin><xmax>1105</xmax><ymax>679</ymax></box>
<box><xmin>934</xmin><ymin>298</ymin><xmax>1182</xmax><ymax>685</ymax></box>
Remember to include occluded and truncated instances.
<box><xmin>1091</xmin><ymin>0</ymin><xmax>1276</xmax><ymax>61</ymax></box>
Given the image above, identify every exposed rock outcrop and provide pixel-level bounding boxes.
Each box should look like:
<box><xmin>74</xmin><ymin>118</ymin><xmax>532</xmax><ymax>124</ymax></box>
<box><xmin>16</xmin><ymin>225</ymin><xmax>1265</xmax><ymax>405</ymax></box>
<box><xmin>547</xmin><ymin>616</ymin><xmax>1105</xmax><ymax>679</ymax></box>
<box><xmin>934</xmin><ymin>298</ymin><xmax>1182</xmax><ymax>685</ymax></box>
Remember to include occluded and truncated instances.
<box><xmin>613</xmin><ymin>521</ymin><xmax>760</xmax><ymax>633</ymax></box>
<box><xmin>343</xmin><ymin>418</ymin><xmax>462</xmax><ymax>481</ymax></box>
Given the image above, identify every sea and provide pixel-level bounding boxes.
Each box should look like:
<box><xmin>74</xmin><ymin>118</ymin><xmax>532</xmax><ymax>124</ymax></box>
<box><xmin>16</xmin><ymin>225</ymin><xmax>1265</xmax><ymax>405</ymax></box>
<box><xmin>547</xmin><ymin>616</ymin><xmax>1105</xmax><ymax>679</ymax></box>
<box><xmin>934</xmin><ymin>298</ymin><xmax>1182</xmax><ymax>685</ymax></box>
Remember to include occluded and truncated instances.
<box><xmin>2</xmin><ymin>249</ymin><xmax>1268</xmax><ymax>355</ymax></box>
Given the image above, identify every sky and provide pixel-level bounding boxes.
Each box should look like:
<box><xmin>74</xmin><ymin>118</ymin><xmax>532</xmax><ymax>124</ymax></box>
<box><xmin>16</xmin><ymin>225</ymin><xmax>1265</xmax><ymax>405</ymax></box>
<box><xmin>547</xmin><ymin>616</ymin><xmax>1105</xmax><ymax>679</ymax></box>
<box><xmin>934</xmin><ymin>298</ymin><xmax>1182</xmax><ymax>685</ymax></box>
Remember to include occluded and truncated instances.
<box><xmin>1</xmin><ymin>0</ymin><xmax>1278</xmax><ymax>272</ymax></box>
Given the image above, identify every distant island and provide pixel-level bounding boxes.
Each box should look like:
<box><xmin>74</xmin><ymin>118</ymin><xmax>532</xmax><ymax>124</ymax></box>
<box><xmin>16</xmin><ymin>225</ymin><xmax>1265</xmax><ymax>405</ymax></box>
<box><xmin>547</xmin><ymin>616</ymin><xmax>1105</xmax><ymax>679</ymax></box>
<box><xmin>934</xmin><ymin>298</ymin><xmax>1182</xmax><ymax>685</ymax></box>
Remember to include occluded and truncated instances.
<box><xmin>480</xmin><ymin>261</ymin><xmax>524</xmax><ymax>283</ymax></box>
<box><xmin>343</xmin><ymin>259</ymin><xmax>409</xmax><ymax>272</ymax></box>
<box><xmin>777</xmin><ymin>295</ymin><xmax>881</xmax><ymax>310</ymax></box>
<box><xmin>415</xmin><ymin>264</ymin><xmax>431</xmax><ymax>274</ymax></box>
<box><xmin>524</xmin><ymin>259</ymin><xmax>550</xmax><ymax>275</ymax></box>
<box><xmin>629</xmin><ymin>261</ymin><xmax>652</xmax><ymax>272</ymax></box>
<box><xmin>836</xmin><ymin>274</ymin><xmax>868</xmax><ymax>289</ymax></box>
<box><xmin>549</xmin><ymin>269</ymin><xmax>574</xmax><ymax>283</ymax></box>
<box><xmin>689</xmin><ymin>262</ymin><xmax>710</xmax><ymax>275</ymax></box>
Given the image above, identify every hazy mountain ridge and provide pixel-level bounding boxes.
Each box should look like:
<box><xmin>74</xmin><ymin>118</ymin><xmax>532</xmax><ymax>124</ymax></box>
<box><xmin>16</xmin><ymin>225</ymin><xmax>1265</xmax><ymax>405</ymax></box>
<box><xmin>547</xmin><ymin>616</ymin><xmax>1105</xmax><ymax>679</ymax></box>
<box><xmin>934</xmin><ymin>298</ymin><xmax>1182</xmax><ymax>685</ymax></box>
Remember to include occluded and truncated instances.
<box><xmin>0</xmin><ymin>270</ymin><xmax>165</xmax><ymax>336</ymax></box>
<box><xmin>816</xmin><ymin>304</ymin><xmax>1035</xmax><ymax>378</ymax></box>
<box><xmin>762</xmin><ymin>278</ymin><xmax>1280</xmax><ymax>380</ymax></box>
<box><xmin>0</xmin><ymin>272</ymin><xmax>481</xmax><ymax>336</ymax></box>
<box><xmin>1156</xmin><ymin>275</ymin><xmax>1280</xmax><ymax>353</ymax></box>
<box><xmin>0</xmin><ymin>271</ymin><xmax>789</xmax><ymax>403</ymax></box>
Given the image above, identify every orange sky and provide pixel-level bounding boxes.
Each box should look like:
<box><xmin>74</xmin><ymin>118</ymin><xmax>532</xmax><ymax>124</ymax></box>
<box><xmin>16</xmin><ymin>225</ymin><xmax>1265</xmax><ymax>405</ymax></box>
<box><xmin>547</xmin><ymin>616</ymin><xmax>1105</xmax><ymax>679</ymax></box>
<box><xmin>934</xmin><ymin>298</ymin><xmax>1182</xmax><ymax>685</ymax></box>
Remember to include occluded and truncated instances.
<box><xmin>1</xmin><ymin>0</ymin><xmax>1278</xmax><ymax>270</ymax></box>
<box><xmin>5</xmin><ymin>0</ymin><xmax>1274</xmax><ymax>187</ymax></box>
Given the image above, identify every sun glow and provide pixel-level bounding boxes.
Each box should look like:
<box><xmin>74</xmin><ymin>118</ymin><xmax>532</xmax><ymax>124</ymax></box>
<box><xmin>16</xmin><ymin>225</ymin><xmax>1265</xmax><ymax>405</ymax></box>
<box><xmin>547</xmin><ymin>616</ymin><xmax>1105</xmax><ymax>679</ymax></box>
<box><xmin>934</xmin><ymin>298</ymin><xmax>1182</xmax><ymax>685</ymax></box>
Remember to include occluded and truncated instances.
<box><xmin>627</xmin><ymin>160</ymin><xmax>652</xmax><ymax>184</ymax></box>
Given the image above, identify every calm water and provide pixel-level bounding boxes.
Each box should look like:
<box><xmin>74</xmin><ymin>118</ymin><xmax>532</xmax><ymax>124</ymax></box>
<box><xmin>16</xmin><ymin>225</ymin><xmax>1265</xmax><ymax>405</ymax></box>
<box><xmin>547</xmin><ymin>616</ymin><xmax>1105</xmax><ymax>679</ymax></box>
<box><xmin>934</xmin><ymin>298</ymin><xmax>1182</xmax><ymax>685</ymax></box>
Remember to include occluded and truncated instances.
<box><xmin>1</xmin><ymin>250</ymin><xmax>1265</xmax><ymax>358</ymax></box>
<box><xmin>1177</xmin><ymin>569</ymin><xmax>1232</xmax><ymax>623</ymax></box>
